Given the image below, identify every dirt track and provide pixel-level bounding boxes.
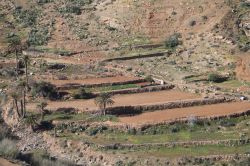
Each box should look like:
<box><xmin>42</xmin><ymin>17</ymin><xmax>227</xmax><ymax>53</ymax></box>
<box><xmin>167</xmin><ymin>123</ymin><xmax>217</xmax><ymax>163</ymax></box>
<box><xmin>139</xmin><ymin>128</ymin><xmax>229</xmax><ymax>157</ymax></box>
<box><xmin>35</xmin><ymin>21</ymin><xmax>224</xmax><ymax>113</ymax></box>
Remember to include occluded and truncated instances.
<box><xmin>27</xmin><ymin>90</ymin><xmax>199</xmax><ymax>111</ymax></box>
<box><xmin>119</xmin><ymin>102</ymin><xmax>250</xmax><ymax>124</ymax></box>
<box><xmin>0</xmin><ymin>158</ymin><xmax>20</xmax><ymax>166</ymax></box>
<box><xmin>42</xmin><ymin>76</ymin><xmax>141</xmax><ymax>86</ymax></box>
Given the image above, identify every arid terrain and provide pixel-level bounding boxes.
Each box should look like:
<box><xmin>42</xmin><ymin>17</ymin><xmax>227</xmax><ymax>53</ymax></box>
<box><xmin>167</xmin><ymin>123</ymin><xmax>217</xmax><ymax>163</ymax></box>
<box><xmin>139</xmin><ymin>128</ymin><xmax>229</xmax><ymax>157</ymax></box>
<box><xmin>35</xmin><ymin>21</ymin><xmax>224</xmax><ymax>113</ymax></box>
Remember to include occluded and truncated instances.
<box><xmin>0</xmin><ymin>0</ymin><xmax>249</xmax><ymax>165</ymax></box>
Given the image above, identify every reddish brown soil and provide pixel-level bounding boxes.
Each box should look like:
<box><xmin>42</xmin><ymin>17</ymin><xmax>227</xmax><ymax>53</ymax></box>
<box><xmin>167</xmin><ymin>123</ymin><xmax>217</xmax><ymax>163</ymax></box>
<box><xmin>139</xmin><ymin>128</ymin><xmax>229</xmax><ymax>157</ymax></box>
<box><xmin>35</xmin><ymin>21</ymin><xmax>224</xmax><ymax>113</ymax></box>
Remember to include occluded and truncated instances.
<box><xmin>27</xmin><ymin>90</ymin><xmax>200</xmax><ymax>111</ymax></box>
<box><xmin>42</xmin><ymin>76</ymin><xmax>141</xmax><ymax>86</ymax></box>
<box><xmin>0</xmin><ymin>158</ymin><xmax>20</xmax><ymax>166</ymax></box>
<box><xmin>119</xmin><ymin>102</ymin><xmax>250</xmax><ymax>124</ymax></box>
<box><xmin>36</xmin><ymin>53</ymin><xmax>103</xmax><ymax>65</ymax></box>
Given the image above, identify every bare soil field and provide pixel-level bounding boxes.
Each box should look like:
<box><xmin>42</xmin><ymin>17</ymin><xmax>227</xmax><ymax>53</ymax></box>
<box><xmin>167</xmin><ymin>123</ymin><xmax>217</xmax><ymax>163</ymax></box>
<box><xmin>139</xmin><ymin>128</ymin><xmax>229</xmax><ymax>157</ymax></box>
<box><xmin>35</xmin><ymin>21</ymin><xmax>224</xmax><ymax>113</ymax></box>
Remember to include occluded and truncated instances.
<box><xmin>119</xmin><ymin>102</ymin><xmax>250</xmax><ymax>124</ymax></box>
<box><xmin>42</xmin><ymin>76</ymin><xmax>141</xmax><ymax>86</ymax></box>
<box><xmin>27</xmin><ymin>90</ymin><xmax>200</xmax><ymax>111</ymax></box>
<box><xmin>0</xmin><ymin>158</ymin><xmax>20</xmax><ymax>166</ymax></box>
<box><xmin>35</xmin><ymin>54</ymin><xmax>103</xmax><ymax>65</ymax></box>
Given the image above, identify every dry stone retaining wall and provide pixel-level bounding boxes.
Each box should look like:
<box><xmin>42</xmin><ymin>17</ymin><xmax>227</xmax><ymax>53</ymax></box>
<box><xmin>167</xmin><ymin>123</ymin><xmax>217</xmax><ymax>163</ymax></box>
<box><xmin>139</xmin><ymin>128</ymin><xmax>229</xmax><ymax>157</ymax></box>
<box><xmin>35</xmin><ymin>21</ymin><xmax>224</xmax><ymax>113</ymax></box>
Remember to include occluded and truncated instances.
<box><xmin>98</xmin><ymin>139</ymin><xmax>250</xmax><ymax>150</ymax></box>
<box><xmin>105</xmin><ymin>98</ymin><xmax>230</xmax><ymax>115</ymax></box>
<box><xmin>93</xmin><ymin>84</ymin><xmax>174</xmax><ymax>96</ymax></box>
<box><xmin>103</xmin><ymin>50</ymin><xmax>171</xmax><ymax>62</ymax></box>
<box><xmin>57</xmin><ymin>78</ymin><xmax>147</xmax><ymax>90</ymax></box>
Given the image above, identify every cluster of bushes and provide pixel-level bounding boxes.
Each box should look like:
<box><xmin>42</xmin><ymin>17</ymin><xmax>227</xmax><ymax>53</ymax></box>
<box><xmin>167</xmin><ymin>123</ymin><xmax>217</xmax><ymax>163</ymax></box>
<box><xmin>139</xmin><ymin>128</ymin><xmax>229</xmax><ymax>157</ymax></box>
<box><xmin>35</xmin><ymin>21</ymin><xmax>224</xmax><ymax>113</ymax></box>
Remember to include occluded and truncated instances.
<box><xmin>0</xmin><ymin>139</ymin><xmax>19</xmax><ymax>159</ymax></box>
<box><xmin>13</xmin><ymin>7</ymin><xmax>39</xmax><ymax>27</ymax></box>
<box><xmin>85</xmin><ymin>125</ymin><xmax>108</xmax><ymax>136</ymax></box>
<box><xmin>0</xmin><ymin>120</ymin><xmax>19</xmax><ymax>159</ymax></box>
<box><xmin>237</xmin><ymin>31</ymin><xmax>250</xmax><ymax>52</ymax></box>
<box><xmin>164</xmin><ymin>33</ymin><xmax>182</xmax><ymax>49</ymax></box>
<box><xmin>58</xmin><ymin>0</ymin><xmax>93</xmax><ymax>15</ymax></box>
<box><xmin>58</xmin><ymin>5</ymin><xmax>82</xmax><ymax>15</ymax></box>
<box><xmin>31</xmin><ymin>81</ymin><xmax>58</xmax><ymax>99</ymax></box>
<box><xmin>26</xmin><ymin>150</ymin><xmax>75</xmax><ymax>166</ymax></box>
<box><xmin>72</xmin><ymin>87</ymin><xmax>94</xmax><ymax>99</ymax></box>
<box><xmin>28</xmin><ymin>27</ymin><xmax>50</xmax><ymax>46</ymax></box>
<box><xmin>240</xmin><ymin>1</ymin><xmax>250</xmax><ymax>8</ymax></box>
<box><xmin>36</xmin><ymin>0</ymin><xmax>54</xmax><ymax>5</ymax></box>
<box><xmin>68</xmin><ymin>0</ymin><xmax>93</xmax><ymax>6</ymax></box>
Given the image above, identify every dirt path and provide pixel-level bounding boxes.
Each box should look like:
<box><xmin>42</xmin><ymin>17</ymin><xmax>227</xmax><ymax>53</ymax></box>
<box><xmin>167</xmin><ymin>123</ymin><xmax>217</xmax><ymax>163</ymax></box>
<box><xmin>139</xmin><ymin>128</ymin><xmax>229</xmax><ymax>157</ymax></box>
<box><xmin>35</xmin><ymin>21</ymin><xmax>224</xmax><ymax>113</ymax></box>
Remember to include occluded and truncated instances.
<box><xmin>119</xmin><ymin>102</ymin><xmax>250</xmax><ymax>124</ymax></box>
<box><xmin>27</xmin><ymin>90</ymin><xmax>200</xmax><ymax>111</ymax></box>
<box><xmin>0</xmin><ymin>158</ymin><xmax>20</xmax><ymax>166</ymax></box>
<box><xmin>41</xmin><ymin>76</ymin><xmax>141</xmax><ymax>86</ymax></box>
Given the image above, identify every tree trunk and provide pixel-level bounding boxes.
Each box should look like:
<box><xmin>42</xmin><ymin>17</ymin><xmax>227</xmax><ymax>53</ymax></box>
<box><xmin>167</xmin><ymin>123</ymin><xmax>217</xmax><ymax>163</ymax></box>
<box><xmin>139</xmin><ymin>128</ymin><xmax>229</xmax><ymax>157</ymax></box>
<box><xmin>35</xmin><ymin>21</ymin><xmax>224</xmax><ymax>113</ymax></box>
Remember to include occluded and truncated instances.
<box><xmin>30</xmin><ymin>125</ymin><xmax>34</xmax><ymax>132</ymax></box>
<box><xmin>40</xmin><ymin>109</ymin><xmax>44</xmax><ymax>122</ymax></box>
<box><xmin>14</xmin><ymin>99</ymin><xmax>20</xmax><ymax>118</ymax></box>
<box><xmin>25</xmin><ymin>62</ymin><xmax>29</xmax><ymax>90</ymax></box>
<box><xmin>15</xmin><ymin>49</ymin><xmax>19</xmax><ymax>77</ymax></box>
<box><xmin>23</xmin><ymin>90</ymin><xmax>26</xmax><ymax>118</ymax></box>
<box><xmin>103</xmin><ymin>103</ymin><xmax>106</xmax><ymax>116</ymax></box>
<box><xmin>20</xmin><ymin>100</ymin><xmax>24</xmax><ymax>118</ymax></box>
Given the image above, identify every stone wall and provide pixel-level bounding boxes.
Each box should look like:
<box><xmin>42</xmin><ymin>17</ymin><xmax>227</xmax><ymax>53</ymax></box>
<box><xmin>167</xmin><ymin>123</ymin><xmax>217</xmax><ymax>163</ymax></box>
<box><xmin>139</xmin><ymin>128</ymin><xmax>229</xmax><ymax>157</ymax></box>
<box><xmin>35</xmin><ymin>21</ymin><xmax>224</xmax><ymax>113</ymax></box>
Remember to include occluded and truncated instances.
<box><xmin>93</xmin><ymin>84</ymin><xmax>174</xmax><ymax>96</ymax></box>
<box><xmin>98</xmin><ymin>139</ymin><xmax>250</xmax><ymax>150</ymax></box>
<box><xmin>57</xmin><ymin>78</ymin><xmax>147</xmax><ymax>90</ymax></box>
<box><xmin>103</xmin><ymin>50</ymin><xmax>170</xmax><ymax>62</ymax></box>
<box><xmin>105</xmin><ymin>97</ymin><xmax>230</xmax><ymax>115</ymax></box>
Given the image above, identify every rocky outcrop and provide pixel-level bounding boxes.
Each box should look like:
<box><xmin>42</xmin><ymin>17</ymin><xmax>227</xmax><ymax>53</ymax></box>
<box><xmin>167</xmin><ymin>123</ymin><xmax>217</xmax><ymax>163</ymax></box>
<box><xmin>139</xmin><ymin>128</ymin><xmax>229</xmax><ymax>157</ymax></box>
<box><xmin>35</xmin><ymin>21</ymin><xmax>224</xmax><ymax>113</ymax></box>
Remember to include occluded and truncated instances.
<box><xmin>1</xmin><ymin>101</ymin><xmax>19</xmax><ymax>127</ymax></box>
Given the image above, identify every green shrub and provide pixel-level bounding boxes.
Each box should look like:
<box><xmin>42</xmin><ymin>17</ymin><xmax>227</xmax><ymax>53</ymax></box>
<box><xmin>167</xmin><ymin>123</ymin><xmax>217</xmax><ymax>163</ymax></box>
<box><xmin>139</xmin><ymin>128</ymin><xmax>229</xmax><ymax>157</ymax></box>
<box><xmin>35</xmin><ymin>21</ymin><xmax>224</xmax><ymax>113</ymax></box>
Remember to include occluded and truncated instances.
<box><xmin>189</xmin><ymin>20</ymin><xmax>196</xmax><ymax>26</ymax></box>
<box><xmin>240</xmin><ymin>2</ymin><xmax>250</xmax><ymax>8</ymax></box>
<box><xmin>37</xmin><ymin>0</ymin><xmax>53</xmax><ymax>5</ymax></box>
<box><xmin>85</xmin><ymin>126</ymin><xmax>108</xmax><ymax>136</ymax></box>
<box><xmin>59</xmin><ymin>5</ymin><xmax>82</xmax><ymax>15</ymax></box>
<box><xmin>208</xmin><ymin>73</ymin><xmax>228</xmax><ymax>83</ymax></box>
<box><xmin>72</xmin><ymin>87</ymin><xmax>94</xmax><ymax>99</ymax></box>
<box><xmin>0</xmin><ymin>125</ymin><xmax>10</xmax><ymax>141</ymax></box>
<box><xmin>28</xmin><ymin>27</ymin><xmax>50</xmax><ymax>46</ymax></box>
<box><xmin>30</xmin><ymin>150</ymin><xmax>75</xmax><ymax>166</ymax></box>
<box><xmin>31</xmin><ymin>81</ymin><xmax>58</xmax><ymax>99</ymax></box>
<box><xmin>164</xmin><ymin>33</ymin><xmax>182</xmax><ymax>49</ymax></box>
<box><xmin>13</xmin><ymin>7</ymin><xmax>39</xmax><ymax>27</ymax></box>
<box><xmin>0</xmin><ymin>139</ymin><xmax>19</xmax><ymax>159</ymax></box>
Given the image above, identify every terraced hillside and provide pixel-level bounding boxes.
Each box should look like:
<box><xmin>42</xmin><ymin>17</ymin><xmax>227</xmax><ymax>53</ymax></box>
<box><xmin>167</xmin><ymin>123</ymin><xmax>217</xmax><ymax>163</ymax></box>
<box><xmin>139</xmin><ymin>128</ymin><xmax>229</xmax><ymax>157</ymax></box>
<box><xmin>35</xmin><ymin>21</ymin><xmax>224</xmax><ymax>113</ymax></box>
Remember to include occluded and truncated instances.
<box><xmin>0</xmin><ymin>0</ymin><xmax>249</xmax><ymax>166</ymax></box>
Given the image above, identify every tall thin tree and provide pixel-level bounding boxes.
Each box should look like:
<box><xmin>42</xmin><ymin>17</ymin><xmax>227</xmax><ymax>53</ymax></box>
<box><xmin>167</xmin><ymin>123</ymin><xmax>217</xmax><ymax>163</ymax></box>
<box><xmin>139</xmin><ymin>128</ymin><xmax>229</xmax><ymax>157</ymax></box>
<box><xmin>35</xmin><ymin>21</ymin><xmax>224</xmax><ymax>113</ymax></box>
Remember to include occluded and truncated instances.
<box><xmin>9</xmin><ymin>91</ymin><xmax>21</xmax><ymax>118</ymax></box>
<box><xmin>23</xmin><ymin>55</ymin><xmax>31</xmax><ymax>90</ymax></box>
<box><xmin>17</xmin><ymin>80</ymin><xmax>27</xmax><ymax>118</ymax></box>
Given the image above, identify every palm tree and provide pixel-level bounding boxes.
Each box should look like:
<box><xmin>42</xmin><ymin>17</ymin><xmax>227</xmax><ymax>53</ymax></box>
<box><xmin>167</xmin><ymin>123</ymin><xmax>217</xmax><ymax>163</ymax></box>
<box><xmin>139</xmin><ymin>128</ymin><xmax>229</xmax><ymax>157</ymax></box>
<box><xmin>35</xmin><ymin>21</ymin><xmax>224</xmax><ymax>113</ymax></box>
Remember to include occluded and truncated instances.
<box><xmin>36</xmin><ymin>101</ymin><xmax>48</xmax><ymax>121</ymax></box>
<box><xmin>94</xmin><ymin>92</ymin><xmax>114</xmax><ymax>115</ymax></box>
<box><xmin>7</xmin><ymin>35</ymin><xmax>22</xmax><ymax>75</ymax></box>
<box><xmin>22</xmin><ymin>55</ymin><xmax>31</xmax><ymax>90</ymax></box>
